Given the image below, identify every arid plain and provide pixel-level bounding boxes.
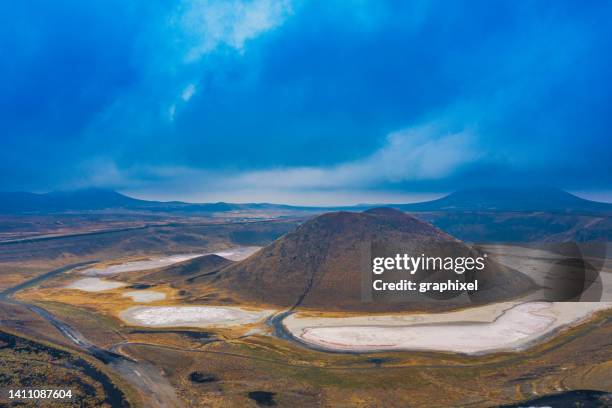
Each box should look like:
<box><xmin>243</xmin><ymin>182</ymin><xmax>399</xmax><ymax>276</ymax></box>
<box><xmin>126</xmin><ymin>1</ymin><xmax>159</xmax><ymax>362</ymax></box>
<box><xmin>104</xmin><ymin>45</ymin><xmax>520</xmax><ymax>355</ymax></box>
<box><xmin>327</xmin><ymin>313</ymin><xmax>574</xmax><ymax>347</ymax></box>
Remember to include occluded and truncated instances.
<box><xmin>1</xmin><ymin>189</ymin><xmax>611</xmax><ymax>407</ymax></box>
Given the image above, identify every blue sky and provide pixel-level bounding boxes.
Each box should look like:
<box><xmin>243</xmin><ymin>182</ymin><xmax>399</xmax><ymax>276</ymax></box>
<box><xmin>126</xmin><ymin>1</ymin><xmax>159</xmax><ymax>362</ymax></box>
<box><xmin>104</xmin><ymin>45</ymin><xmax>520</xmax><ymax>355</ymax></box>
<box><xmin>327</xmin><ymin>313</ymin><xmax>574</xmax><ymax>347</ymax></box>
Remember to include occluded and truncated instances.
<box><xmin>1</xmin><ymin>0</ymin><xmax>611</xmax><ymax>205</ymax></box>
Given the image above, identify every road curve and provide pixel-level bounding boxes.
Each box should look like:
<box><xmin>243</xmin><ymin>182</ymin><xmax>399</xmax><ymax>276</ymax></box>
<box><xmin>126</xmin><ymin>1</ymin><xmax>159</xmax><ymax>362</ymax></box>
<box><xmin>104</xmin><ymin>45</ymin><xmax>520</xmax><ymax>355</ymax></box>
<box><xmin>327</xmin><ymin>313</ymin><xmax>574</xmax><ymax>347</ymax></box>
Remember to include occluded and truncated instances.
<box><xmin>0</xmin><ymin>261</ymin><xmax>182</xmax><ymax>408</ymax></box>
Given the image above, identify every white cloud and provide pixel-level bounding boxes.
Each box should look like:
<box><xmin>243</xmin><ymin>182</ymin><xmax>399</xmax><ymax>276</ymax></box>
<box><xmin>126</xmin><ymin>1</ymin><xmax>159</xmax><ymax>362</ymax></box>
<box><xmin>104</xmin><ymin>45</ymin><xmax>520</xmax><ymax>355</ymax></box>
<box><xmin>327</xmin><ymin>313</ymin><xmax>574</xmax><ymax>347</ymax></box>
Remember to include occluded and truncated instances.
<box><xmin>83</xmin><ymin>122</ymin><xmax>482</xmax><ymax>205</ymax></box>
<box><xmin>181</xmin><ymin>83</ymin><xmax>196</xmax><ymax>101</ymax></box>
<box><xmin>164</xmin><ymin>1</ymin><xmax>293</xmax><ymax>121</ymax></box>
<box><xmin>177</xmin><ymin>0</ymin><xmax>294</xmax><ymax>61</ymax></box>
<box><xmin>227</xmin><ymin>124</ymin><xmax>480</xmax><ymax>190</ymax></box>
<box><xmin>168</xmin><ymin>104</ymin><xmax>177</xmax><ymax>121</ymax></box>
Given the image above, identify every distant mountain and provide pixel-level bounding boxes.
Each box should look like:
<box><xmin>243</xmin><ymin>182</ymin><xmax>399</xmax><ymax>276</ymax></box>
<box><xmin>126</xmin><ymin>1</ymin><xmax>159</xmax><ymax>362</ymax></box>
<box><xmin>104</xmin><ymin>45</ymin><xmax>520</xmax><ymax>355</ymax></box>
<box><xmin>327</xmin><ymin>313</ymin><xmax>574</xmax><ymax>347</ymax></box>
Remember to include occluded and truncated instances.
<box><xmin>394</xmin><ymin>187</ymin><xmax>612</xmax><ymax>213</ymax></box>
<box><xmin>0</xmin><ymin>189</ymin><xmax>318</xmax><ymax>215</ymax></box>
<box><xmin>416</xmin><ymin>211</ymin><xmax>612</xmax><ymax>243</ymax></box>
<box><xmin>208</xmin><ymin>208</ymin><xmax>533</xmax><ymax>311</ymax></box>
<box><xmin>0</xmin><ymin>189</ymin><xmax>148</xmax><ymax>213</ymax></box>
<box><xmin>390</xmin><ymin>188</ymin><xmax>612</xmax><ymax>242</ymax></box>
<box><xmin>1</xmin><ymin>187</ymin><xmax>610</xmax><ymax>216</ymax></box>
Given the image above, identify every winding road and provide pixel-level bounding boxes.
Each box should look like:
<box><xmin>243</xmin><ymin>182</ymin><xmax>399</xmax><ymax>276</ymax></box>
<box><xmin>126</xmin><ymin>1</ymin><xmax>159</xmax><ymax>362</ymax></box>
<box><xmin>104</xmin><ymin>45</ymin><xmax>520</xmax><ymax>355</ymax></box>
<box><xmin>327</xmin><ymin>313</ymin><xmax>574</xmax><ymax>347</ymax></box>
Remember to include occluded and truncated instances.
<box><xmin>0</xmin><ymin>262</ymin><xmax>181</xmax><ymax>408</ymax></box>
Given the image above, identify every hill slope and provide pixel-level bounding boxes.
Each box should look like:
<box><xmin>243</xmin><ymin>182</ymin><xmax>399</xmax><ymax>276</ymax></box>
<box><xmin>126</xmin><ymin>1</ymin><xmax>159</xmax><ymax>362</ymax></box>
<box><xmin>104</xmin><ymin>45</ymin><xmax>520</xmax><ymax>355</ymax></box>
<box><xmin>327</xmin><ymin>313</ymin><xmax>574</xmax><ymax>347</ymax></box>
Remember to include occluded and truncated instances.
<box><xmin>137</xmin><ymin>254</ymin><xmax>234</xmax><ymax>284</ymax></box>
<box><xmin>210</xmin><ymin>208</ymin><xmax>533</xmax><ymax>311</ymax></box>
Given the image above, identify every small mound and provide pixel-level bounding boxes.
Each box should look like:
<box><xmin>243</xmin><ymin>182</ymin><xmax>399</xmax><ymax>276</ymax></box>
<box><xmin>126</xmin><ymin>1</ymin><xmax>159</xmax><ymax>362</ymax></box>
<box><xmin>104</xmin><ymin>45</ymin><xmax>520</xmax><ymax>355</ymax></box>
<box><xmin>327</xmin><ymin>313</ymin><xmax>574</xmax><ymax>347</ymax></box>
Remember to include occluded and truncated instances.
<box><xmin>139</xmin><ymin>254</ymin><xmax>233</xmax><ymax>283</ymax></box>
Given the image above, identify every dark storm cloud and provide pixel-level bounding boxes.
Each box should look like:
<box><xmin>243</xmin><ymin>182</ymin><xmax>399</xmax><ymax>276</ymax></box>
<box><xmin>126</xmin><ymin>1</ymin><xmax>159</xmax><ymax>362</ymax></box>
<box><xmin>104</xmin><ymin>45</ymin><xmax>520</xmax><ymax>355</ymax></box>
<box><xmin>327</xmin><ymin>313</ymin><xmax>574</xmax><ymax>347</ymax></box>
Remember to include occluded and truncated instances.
<box><xmin>1</xmin><ymin>0</ymin><xmax>611</xmax><ymax>203</ymax></box>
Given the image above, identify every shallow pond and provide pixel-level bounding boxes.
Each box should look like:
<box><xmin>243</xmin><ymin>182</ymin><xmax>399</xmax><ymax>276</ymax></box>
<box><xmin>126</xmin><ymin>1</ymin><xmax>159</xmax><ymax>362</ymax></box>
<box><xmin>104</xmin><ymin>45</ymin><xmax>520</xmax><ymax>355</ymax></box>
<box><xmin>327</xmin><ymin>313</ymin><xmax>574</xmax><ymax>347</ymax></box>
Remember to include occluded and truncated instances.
<box><xmin>122</xmin><ymin>290</ymin><xmax>166</xmax><ymax>303</ymax></box>
<box><xmin>120</xmin><ymin>305</ymin><xmax>273</xmax><ymax>328</ymax></box>
<box><xmin>67</xmin><ymin>278</ymin><xmax>127</xmax><ymax>292</ymax></box>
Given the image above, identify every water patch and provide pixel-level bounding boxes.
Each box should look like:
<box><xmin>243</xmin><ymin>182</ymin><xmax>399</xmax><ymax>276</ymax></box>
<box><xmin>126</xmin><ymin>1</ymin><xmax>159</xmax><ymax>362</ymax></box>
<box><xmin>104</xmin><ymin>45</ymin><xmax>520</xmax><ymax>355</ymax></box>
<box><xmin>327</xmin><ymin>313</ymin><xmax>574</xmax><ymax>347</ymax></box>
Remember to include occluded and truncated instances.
<box><xmin>67</xmin><ymin>278</ymin><xmax>126</xmax><ymax>292</ymax></box>
<box><xmin>122</xmin><ymin>290</ymin><xmax>166</xmax><ymax>303</ymax></box>
<box><xmin>119</xmin><ymin>305</ymin><xmax>273</xmax><ymax>328</ymax></box>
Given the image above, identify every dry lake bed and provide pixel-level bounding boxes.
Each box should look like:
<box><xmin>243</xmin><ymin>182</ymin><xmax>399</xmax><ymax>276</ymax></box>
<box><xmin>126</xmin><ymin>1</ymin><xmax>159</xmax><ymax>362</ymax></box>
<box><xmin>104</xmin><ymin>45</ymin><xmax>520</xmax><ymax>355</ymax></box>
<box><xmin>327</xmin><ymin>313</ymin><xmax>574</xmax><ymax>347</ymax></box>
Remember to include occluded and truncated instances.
<box><xmin>283</xmin><ymin>301</ymin><xmax>612</xmax><ymax>354</ymax></box>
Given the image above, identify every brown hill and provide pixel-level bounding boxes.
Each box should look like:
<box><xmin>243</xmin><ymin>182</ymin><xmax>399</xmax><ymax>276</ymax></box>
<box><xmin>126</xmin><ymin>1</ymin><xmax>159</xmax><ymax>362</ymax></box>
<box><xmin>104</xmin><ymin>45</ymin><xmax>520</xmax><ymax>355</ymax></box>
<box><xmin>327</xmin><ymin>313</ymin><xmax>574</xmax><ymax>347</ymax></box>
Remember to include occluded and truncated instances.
<box><xmin>210</xmin><ymin>208</ymin><xmax>534</xmax><ymax>312</ymax></box>
<box><xmin>137</xmin><ymin>254</ymin><xmax>234</xmax><ymax>284</ymax></box>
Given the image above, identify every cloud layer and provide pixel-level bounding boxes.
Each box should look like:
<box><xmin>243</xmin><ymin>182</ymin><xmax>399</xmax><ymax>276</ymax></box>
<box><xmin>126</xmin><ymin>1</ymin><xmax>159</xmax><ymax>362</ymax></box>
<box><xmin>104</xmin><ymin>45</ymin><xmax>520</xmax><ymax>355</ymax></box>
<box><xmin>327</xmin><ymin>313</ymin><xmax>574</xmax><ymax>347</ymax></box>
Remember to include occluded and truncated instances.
<box><xmin>1</xmin><ymin>1</ymin><xmax>611</xmax><ymax>203</ymax></box>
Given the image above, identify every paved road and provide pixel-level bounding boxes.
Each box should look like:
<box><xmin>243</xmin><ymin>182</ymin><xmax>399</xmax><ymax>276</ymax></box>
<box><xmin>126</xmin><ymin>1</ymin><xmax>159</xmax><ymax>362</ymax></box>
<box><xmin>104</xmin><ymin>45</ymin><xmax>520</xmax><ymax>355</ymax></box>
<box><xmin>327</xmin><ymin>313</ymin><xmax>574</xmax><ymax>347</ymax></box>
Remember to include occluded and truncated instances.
<box><xmin>0</xmin><ymin>261</ymin><xmax>181</xmax><ymax>408</ymax></box>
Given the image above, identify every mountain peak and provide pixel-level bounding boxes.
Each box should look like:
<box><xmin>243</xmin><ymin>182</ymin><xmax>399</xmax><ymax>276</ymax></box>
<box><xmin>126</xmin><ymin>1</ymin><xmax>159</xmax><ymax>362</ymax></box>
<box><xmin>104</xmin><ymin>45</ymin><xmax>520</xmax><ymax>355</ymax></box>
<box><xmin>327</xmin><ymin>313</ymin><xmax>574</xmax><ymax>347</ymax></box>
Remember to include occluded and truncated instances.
<box><xmin>211</xmin><ymin>209</ymin><xmax>469</xmax><ymax>311</ymax></box>
<box><xmin>0</xmin><ymin>188</ymin><xmax>145</xmax><ymax>213</ymax></box>
<box><xmin>398</xmin><ymin>187</ymin><xmax>612</xmax><ymax>213</ymax></box>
